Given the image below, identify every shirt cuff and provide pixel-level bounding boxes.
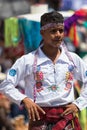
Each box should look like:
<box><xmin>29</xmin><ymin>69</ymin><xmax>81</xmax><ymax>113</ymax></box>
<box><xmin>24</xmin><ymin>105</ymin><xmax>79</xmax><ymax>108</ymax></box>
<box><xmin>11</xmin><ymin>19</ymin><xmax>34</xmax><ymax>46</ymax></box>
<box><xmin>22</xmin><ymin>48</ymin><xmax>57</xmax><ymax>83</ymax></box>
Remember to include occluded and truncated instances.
<box><xmin>73</xmin><ymin>97</ymin><xmax>87</xmax><ymax>111</ymax></box>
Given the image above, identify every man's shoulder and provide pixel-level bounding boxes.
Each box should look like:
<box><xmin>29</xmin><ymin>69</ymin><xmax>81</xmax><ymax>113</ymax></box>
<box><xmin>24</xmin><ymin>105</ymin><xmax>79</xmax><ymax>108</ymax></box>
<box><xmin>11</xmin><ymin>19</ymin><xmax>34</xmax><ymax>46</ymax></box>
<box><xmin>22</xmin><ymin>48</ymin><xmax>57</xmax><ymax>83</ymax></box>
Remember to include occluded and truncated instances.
<box><xmin>68</xmin><ymin>51</ymin><xmax>82</xmax><ymax>62</ymax></box>
<box><xmin>22</xmin><ymin>49</ymin><xmax>37</xmax><ymax>58</ymax></box>
<box><xmin>69</xmin><ymin>51</ymin><xmax>79</xmax><ymax>57</ymax></box>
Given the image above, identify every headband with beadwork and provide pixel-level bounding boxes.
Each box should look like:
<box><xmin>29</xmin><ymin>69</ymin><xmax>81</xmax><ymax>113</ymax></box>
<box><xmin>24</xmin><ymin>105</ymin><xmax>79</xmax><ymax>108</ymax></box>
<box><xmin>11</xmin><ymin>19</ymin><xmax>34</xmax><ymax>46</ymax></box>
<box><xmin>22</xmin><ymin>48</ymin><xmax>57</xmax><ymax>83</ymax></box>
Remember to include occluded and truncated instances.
<box><xmin>40</xmin><ymin>11</ymin><xmax>64</xmax><ymax>30</ymax></box>
<box><xmin>41</xmin><ymin>22</ymin><xmax>64</xmax><ymax>31</ymax></box>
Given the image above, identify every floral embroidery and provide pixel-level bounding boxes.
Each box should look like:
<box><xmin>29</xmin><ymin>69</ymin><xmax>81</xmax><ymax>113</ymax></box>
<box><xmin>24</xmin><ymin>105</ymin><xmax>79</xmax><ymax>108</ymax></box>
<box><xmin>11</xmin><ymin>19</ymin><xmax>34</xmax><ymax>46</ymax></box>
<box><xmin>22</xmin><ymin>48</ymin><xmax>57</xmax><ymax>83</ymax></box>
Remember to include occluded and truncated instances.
<box><xmin>65</xmin><ymin>65</ymin><xmax>74</xmax><ymax>91</ymax></box>
<box><xmin>64</xmin><ymin>82</ymin><xmax>72</xmax><ymax>90</ymax></box>
<box><xmin>65</xmin><ymin>72</ymin><xmax>73</xmax><ymax>81</ymax></box>
<box><xmin>35</xmin><ymin>67</ymin><xmax>44</xmax><ymax>92</ymax></box>
<box><xmin>35</xmin><ymin>71</ymin><xmax>43</xmax><ymax>81</ymax></box>
<box><xmin>65</xmin><ymin>64</ymin><xmax>74</xmax><ymax>81</ymax></box>
<box><xmin>36</xmin><ymin>82</ymin><xmax>43</xmax><ymax>92</ymax></box>
<box><xmin>48</xmin><ymin>85</ymin><xmax>60</xmax><ymax>91</ymax></box>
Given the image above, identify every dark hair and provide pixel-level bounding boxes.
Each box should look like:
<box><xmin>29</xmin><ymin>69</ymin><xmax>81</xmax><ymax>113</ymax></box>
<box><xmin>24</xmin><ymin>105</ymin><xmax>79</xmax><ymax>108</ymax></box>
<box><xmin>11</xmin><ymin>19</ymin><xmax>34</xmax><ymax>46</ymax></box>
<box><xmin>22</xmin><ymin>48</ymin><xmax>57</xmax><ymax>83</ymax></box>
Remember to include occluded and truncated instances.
<box><xmin>40</xmin><ymin>11</ymin><xmax>64</xmax><ymax>27</ymax></box>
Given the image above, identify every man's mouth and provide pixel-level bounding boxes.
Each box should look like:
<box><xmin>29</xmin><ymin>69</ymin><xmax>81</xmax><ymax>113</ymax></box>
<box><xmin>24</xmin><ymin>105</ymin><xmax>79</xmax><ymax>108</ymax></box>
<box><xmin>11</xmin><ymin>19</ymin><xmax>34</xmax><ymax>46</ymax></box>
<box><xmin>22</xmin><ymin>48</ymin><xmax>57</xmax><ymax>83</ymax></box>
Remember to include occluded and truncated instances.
<box><xmin>54</xmin><ymin>39</ymin><xmax>62</xmax><ymax>42</ymax></box>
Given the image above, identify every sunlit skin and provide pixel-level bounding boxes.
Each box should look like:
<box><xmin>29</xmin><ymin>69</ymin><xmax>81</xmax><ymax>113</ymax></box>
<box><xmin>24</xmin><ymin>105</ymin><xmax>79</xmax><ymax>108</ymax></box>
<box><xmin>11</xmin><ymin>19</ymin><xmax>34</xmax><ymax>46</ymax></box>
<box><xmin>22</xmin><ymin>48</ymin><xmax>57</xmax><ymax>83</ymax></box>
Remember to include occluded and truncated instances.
<box><xmin>40</xmin><ymin>25</ymin><xmax>64</xmax><ymax>62</ymax></box>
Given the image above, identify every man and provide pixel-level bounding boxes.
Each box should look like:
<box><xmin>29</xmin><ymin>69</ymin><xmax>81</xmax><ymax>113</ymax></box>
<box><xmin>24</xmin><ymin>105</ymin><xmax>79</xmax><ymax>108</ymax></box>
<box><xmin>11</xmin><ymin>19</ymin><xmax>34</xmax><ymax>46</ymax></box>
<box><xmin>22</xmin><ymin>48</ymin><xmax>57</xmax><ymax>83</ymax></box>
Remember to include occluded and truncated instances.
<box><xmin>0</xmin><ymin>11</ymin><xmax>87</xmax><ymax>130</ymax></box>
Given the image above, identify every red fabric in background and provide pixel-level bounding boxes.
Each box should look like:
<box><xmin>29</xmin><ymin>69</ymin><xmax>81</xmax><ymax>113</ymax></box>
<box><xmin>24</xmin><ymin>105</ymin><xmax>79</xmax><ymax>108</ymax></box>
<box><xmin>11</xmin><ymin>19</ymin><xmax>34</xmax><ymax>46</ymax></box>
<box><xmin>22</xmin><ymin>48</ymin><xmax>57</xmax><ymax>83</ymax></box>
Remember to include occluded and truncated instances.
<box><xmin>4</xmin><ymin>40</ymin><xmax>24</xmax><ymax>60</ymax></box>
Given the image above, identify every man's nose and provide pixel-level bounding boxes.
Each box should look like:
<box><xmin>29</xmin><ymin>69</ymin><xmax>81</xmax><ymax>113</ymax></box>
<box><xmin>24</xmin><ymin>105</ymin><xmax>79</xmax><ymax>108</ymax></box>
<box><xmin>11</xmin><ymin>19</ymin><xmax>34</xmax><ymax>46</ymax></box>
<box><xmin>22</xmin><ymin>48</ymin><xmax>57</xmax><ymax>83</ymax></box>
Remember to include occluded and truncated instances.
<box><xmin>55</xmin><ymin>30</ymin><xmax>61</xmax><ymax>36</ymax></box>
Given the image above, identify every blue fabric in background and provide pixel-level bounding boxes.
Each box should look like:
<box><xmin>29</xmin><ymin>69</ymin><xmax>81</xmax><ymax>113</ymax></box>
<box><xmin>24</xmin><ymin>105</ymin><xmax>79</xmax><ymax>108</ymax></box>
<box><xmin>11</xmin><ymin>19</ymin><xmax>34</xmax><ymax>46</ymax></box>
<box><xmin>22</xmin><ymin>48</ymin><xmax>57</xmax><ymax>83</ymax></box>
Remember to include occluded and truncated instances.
<box><xmin>19</xmin><ymin>18</ymin><xmax>42</xmax><ymax>53</ymax></box>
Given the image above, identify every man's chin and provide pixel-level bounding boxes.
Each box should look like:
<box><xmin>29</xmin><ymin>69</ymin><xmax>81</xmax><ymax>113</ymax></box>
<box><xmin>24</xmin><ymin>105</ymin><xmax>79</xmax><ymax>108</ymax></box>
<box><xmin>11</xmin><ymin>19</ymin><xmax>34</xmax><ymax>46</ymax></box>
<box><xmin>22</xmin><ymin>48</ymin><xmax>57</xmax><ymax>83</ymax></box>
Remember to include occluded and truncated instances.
<box><xmin>53</xmin><ymin>43</ymin><xmax>61</xmax><ymax>48</ymax></box>
<box><xmin>53</xmin><ymin>40</ymin><xmax>62</xmax><ymax>45</ymax></box>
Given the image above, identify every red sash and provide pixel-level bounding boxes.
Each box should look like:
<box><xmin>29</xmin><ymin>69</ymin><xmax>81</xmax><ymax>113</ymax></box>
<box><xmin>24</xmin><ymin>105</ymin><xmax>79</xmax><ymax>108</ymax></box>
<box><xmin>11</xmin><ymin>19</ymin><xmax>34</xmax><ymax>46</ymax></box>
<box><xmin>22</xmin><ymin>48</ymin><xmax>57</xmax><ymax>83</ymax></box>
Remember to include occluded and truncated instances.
<box><xmin>29</xmin><ymin>107</ymin><xmax>82</xmax><ymax>130</ymax></box>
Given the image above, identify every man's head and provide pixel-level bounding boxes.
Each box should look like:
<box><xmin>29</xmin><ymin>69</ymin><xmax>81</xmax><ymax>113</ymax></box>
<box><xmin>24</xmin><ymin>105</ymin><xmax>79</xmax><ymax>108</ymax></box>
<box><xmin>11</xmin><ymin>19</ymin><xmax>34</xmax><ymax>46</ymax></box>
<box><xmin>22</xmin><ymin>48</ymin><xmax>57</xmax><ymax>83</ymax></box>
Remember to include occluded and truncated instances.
<box><xmin>40</xmin><ymin>11</ymin><xmax>64</xmax><ymax>30</ymax></box>
<box><xmin>40</xmin><ymin>11</ymin><xmax>64</xmax><ymax>48</ymax></box>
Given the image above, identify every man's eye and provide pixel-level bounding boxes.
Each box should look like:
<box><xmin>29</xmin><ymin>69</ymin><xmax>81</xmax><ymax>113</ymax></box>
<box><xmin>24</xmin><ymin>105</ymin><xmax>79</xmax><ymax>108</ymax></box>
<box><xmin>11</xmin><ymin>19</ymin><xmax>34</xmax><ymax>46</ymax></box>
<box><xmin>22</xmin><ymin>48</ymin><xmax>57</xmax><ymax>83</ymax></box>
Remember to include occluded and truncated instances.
<box><xmin>59</xmin><ymin>29</ymin><xmax>64</xmax><ymax>33</ymax></box>
<box><xmin>50</xmin><ymin>29</ymin><xmax>64</xmax><ymax>34</ymax></box>
<box><xmin>50</xmin><ymin>30</ymin><xmax>56</xmax><ymax>33</ymax></box>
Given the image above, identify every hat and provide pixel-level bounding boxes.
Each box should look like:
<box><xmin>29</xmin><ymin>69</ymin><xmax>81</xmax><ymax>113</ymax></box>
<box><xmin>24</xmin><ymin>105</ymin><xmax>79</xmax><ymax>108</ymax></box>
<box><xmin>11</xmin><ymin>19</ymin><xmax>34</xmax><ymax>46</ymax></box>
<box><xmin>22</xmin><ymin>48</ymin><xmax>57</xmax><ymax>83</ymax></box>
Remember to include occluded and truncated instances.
<box><xmin>40</xmin><ymin>11</ymin><xmax>64</xmax><ymax>27</ymax></box>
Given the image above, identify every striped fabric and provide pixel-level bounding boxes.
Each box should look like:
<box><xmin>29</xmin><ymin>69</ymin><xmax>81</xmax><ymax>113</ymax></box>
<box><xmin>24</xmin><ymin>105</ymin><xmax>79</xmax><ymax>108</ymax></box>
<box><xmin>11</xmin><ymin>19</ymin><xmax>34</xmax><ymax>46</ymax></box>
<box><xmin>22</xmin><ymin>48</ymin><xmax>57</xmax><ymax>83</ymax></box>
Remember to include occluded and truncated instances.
<box><xmin>29</xmin><ymin>107</ymin><xmax>82</xmax><ymax>130</ymax></box>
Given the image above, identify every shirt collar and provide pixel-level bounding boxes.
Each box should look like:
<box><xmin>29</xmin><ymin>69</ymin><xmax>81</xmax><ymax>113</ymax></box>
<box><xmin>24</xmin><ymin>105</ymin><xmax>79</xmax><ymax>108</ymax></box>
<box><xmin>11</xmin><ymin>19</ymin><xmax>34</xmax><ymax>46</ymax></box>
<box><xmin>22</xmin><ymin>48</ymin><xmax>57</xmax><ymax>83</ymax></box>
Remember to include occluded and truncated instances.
<box><xmin>36</xmin><ymin>47</ymin><xmax>49</xmax><ymax>65</ymax></box>
<box><xmin>36</xmin><ymin>45</ymin><xmax>70</xmax><ymax>65</ymax></box>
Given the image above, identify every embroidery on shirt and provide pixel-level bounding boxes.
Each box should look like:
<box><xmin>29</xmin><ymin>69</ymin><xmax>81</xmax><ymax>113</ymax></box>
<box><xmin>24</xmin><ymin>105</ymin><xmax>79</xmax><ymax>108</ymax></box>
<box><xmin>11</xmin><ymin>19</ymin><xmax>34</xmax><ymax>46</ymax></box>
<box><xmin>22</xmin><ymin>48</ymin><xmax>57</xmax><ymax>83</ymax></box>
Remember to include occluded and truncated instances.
<box><xmin>9</xmin><ymin>69</ymin><xmax>16</xmax><ymax>76</ymax></box>
<box><xmin>65</xmin><ymin>72</ymin><xmax>73</xmax><ymax>81</ymax></box>
<box><xmin>35</xmin><ymin>67</ymin><xmax>44</xmax><ymax>92</ymax></box>
<box><xmin>64</xmin><ymin>82</ymin><xmax>72</xmax><ymax>91</ymax></box>
<box><xmin>65</xmin><ymin>65</ymin><xmax>74</xmax><ymax>81</ymax></box>
<box><xmin>48</xmin><ymin>85</ymin><xmax>60</xmax><ymax>91</ymax></box>
<box><xmin>65</xmin><ymin>65</ymin><xmax>74</xmax><ymax>90</ymax></box>
<box><xmin>36</xmin><ymin>81</ymin><xmax>43</xmax><ymax>92</ymax></box>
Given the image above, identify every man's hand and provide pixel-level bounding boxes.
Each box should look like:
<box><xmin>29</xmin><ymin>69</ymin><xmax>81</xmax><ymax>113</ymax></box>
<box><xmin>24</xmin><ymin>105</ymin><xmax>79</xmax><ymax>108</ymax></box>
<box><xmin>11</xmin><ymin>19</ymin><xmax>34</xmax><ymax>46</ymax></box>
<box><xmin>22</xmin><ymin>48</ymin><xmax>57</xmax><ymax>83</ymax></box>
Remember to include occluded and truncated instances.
<box><xmin>61</xmin><ymin>103</ymin><xmax>79</xmax><ymax>117</ymax></box>
<box><xmin>22</xmin><ymin>97</ymin><xmax>45</xmax><ymax>121</ymax></box>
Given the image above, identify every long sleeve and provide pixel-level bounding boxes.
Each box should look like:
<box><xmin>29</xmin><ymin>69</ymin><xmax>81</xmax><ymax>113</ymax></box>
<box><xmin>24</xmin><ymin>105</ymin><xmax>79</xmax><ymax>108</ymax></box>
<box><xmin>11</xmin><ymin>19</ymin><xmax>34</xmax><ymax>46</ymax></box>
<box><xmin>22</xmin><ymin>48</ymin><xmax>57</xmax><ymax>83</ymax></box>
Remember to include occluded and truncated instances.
<box><xmin>72</xmin><ymin>53</ymin><xmax>87</xmax><ymax>110</ymax></box>
<box><xmin>0</xmin><ymin>56</ymin><xmax>28</xmax><ymax>105</ymax></box>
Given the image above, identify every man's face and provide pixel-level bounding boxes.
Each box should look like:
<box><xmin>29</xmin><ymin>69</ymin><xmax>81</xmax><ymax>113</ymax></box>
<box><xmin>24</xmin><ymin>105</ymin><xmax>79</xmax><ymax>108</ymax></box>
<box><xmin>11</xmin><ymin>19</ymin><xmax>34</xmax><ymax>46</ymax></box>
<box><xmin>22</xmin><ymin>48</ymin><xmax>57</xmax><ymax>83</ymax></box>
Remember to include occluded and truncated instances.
<box><xmin>41</xmin><ymin>24</ymin><xmax>64</xmax><ymax>48</ymax></box>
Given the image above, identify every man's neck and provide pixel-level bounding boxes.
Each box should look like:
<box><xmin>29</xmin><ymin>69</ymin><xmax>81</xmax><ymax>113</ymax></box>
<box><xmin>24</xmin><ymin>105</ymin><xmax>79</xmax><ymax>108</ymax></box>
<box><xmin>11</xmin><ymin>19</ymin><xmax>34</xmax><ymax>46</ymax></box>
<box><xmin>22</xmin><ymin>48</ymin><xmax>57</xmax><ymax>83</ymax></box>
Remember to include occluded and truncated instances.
<box><xmin>41</xmin><ymin>46</ymin><xmax>61</xmax><ymax>63</ymax></box>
